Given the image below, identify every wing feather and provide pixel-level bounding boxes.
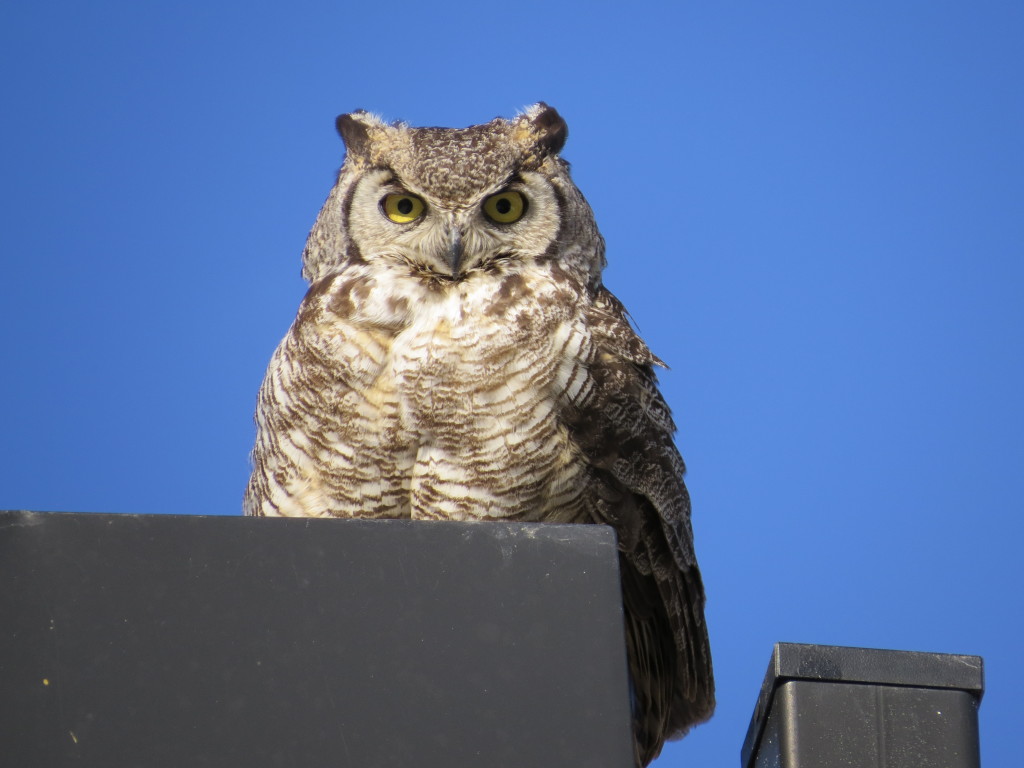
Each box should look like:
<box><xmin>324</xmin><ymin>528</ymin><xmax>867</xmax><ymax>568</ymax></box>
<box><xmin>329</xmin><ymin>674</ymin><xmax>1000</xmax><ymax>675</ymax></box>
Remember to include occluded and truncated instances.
<box><xmin>568</xmin><ymin>285</ymin><xmax>715</xmax><ymax>765</ymax></box>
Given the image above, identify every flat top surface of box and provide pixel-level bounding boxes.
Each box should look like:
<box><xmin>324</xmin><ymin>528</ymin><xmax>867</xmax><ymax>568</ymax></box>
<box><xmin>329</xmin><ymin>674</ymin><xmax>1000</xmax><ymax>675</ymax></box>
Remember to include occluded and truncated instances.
<box><xmin>1</xmin><ymin>511</ymin><xmax>633</xmax><ymax>768</ymax></box>
<box><xmin>764</xmin><ymin>642</ymin><xmax>983</xmax><ymax>691</ymax></box>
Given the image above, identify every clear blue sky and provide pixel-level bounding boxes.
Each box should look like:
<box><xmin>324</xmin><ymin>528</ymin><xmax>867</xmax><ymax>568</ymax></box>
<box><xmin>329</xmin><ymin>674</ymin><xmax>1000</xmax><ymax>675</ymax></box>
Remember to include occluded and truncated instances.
<box><xmin>2</xmin><ymin>2</ymin><xmax>1021</xmax><ymax>765</ymax></box>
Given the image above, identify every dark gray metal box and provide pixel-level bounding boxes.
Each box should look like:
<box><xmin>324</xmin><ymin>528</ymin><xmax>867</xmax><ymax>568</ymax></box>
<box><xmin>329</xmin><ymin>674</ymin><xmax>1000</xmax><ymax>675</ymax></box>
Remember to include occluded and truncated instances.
<box><xmin>1</xmin><ymin>511</ymin><xmax>634</xmax><ymax>768</ymax></box>
<box><xmin>742</xmin><ymin>642</ymin><xmax>984</xmax><ymax>768</ymax></box>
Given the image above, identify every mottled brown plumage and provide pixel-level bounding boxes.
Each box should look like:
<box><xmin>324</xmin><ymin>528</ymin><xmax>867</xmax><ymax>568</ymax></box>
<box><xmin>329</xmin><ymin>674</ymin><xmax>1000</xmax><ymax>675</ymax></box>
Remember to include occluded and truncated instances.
<box><xmin>245</xmin><ymin>104</ymin><xmax>714</xmax><ymax>765</ymax></box>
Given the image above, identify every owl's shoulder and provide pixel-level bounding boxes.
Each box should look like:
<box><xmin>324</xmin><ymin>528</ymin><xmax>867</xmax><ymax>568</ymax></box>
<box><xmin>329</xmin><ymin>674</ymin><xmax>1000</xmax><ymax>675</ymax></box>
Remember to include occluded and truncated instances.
<box><xmin>586</xmin><ymin>285</ymin><xmax>666</xmax><ymax>369</ymax></box>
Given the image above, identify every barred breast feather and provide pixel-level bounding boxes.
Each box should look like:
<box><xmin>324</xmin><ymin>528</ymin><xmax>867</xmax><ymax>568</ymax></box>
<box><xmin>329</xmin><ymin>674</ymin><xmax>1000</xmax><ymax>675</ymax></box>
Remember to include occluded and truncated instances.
<box><xmin>245</xmin><ymin>260</ymin><xmax>594</xmax><ymax>524</ymax></box>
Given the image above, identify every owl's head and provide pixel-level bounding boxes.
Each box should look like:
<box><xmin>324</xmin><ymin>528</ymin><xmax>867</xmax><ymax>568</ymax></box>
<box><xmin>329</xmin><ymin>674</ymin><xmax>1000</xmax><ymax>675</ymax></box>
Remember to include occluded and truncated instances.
<box><xmin>301</xmin><ymin>104</ymin><xmax>604</xmax><ymax>288</ymax></box>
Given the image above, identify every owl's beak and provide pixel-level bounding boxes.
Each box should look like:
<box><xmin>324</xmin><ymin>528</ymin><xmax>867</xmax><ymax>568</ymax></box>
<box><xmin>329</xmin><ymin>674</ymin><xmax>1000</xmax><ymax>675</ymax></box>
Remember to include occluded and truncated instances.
<box><xmin>446</xmin><ymin>227</ymin><xmax>465</xmax><ymax>275</ymax></box>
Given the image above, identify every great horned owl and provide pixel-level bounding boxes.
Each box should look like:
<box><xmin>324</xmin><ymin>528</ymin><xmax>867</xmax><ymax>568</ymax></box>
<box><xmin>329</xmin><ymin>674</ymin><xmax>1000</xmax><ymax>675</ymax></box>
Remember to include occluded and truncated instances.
<box><xmin>245</xmin><ymin>103</ymin><xmax>714</xmax><ymax>765</ymax></box>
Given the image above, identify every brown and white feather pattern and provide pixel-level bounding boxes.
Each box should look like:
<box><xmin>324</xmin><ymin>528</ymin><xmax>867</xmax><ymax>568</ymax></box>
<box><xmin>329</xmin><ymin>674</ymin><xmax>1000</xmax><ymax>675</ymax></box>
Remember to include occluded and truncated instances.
<box><xmin>245</xmin><ymin>103</ymin><xmax>714</xmax><ymax>766</ymax></box>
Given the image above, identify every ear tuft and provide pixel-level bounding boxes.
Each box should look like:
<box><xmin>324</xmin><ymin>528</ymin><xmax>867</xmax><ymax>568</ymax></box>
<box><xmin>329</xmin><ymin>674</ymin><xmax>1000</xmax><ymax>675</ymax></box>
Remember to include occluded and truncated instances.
<box><xmin>526</xmin><ymin>102</ymin><xmax>568</xmax><ymax>156</ymax></box>
<box><xmin>335</xmin><ymin>111</ymin><xmax>376</xmax><ymax>161</ymax></box>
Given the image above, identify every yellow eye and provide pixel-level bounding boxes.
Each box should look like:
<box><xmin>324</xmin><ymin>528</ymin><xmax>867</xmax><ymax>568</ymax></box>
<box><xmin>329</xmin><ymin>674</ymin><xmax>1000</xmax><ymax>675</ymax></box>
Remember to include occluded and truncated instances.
<box><xmin>382</xmin><ymin>193</ymin><xmax>426</xmax><ymax>224</ymax></box>
<box><xmin>483</xmin><ymin>191</ymin><xmax>527</xmax><ymax>224</ymax></box>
